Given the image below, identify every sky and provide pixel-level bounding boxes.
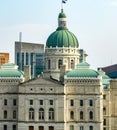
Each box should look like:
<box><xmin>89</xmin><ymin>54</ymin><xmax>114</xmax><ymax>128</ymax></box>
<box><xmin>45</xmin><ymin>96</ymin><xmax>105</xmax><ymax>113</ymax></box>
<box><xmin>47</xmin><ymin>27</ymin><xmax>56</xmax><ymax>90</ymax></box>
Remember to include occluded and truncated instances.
<box><xmin>0</xmin><ymin>0</ymin><xmax>117</xmax><ymax>69</ymax></box>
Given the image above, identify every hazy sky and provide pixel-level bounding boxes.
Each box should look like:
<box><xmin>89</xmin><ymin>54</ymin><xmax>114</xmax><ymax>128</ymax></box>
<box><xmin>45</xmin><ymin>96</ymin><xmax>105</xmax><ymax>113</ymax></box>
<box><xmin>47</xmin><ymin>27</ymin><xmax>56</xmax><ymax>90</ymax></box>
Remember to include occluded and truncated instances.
<box><xmin>0</xmin><ymin>0</ymin><xmax>117</xmax><ymax>69</ymax></box>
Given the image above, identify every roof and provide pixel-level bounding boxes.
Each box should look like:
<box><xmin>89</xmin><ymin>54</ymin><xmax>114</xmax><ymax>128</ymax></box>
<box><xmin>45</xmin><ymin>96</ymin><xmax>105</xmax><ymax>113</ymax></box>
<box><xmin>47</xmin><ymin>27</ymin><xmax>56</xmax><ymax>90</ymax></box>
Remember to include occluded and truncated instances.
<box><xmin>46</xmin><ymin>9</ymin><xmax>79</xmax><ymax>48</ymax></box>
<box><xmin>58</xmin><ymin>11</ymin><xmax>66</xmax><ymax>18</ymax></box>
<box><xmin>66</xmin><ymin>62</ymin><xmax>99</xmax><ymax>78</ymax></box>
<box><xmin>0</xmin><ymin>63</ymin><xmax>24</xmax><ymax>78</ymax></box>
<box><xmin>99</xmin><ymin>64</ymin><xmax>117</xmax><ymax>79</ymax></box>
<box><xmin>0</xmin><ymin>69</ymin><xmax>23</xmax><ymax>77</ymax></box>
<box><xmin>46</xmin><ymin>29</ymin><xmax>79</xmax><ymax>48</ymax></box>
<box><xmin>98</xmin><ymin>69</ymin><xmax>111</xmax><ymax>89</ymax></box>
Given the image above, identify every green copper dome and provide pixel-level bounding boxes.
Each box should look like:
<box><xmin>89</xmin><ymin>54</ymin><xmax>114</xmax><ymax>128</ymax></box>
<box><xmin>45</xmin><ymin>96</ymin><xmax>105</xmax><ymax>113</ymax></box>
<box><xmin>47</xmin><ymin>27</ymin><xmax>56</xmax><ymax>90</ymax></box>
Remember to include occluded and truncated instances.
<box><xmin>46</xmin><ymin>29</ymin><xmax>79</xmax><ymax>48</ymax></box>
<box><xmin>0</xmin><ymin>70</ymin><xmax>23</xmax><ymax>77</ymax></box>
<box><xmin>58</xmin><ymin>11</ymin><xmax>66</xmax><ymax>18</ymax></box>
<box><xmin>46</xmin><ymin>9</ymin><xmax>79</xmax><ymax>48</ymax></box>
<box><xmin>66</xmin><ymin>62</ymin><xmax>99</xmax><ymax>78</ymax></box>
<box><xmin>0</xmin><ymin>63</ymin><xmax>24</xmax><ymax>78</ymax></box>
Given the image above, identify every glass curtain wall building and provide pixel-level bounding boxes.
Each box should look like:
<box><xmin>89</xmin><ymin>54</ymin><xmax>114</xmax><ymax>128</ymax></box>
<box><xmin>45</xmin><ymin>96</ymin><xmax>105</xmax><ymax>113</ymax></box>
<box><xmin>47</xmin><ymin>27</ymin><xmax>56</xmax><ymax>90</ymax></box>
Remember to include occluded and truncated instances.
<box><xmin>15</xmin><ymin>42</ymin><xmax>45</xmax><ymax>78</ymax></box>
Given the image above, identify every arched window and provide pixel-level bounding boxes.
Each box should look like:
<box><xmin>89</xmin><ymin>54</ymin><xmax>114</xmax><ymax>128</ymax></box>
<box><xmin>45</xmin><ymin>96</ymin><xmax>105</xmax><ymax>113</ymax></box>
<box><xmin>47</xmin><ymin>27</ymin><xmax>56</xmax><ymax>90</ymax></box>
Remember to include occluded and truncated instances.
<box><xmin>80</xmin><ymin>111</ymin><xmax>83</xmax><ymax>120</ymax></box>
<box><xmin>39</xmin><ymin>108</ymin><xmax>44</xmax><ymax>120</ymax></box>
<box><xmin>29</xmin><ymin>108</ymin><xmax>34</xmax><ymax>120</ymax></box>
<box><xmin>49</xmin><ymin>108</ymin><xmax>54</xmax><ymax>120</ymax></box>
<box><xmin>48</xmin><ymin>59</ymin><xmax>51</xmax><ymax>69</ymax></box>
<box><xmin>13</xmin><ymin>110</ymin><xmax>16</xmax><ymax>119</ymax></box>
<box><xmin>89</xmin><ymin>126</ymin><xmax>93</xmax><ymax>130</ymax></box>
<box><xmin>71</xmin><ymin>60</ymin><xmax>74</xmax><ymax>69</ymax></box>
<box><xmin>70</xmin><ymin>111</ymin><xmax>74</xmax><ymax>119</ymax></box>
<box><xmin>49</xmin><ymin>126</ymin><xmax>54</xmax><ymax>130</ymax></box>
<box><xmin>29</xmin><ymin>126</ymin><xmax>34</xmax><ymax>130</ymax></box>
<box><xmin>89</xmin><ymin>111</ymin><xmax>93</xmax><ymax>120</ymax></box>
<box><xmin>39</xmin><ymin>126</ymin><xmax>44</xmax><ymax>130</ymax></box>
<box><xmin>4</xmin><ymin>110</ymin><xmax>7</xmax><ymax>119</ymax></box>
<box><xmin>58</xmin><ymin>59</ymin><xmax>62</xmax><ymax>69</ymax></box>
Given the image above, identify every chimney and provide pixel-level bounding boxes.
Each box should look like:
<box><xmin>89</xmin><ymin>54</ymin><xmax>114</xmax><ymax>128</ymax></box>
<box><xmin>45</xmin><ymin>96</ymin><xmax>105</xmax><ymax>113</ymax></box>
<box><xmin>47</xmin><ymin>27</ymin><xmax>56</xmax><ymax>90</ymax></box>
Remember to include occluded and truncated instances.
<box><xmin>59</xmin><ymin>65</ymin><xmax>66</xmax><ymax>84</ymax></box>
<box><xmin>24</xmin><ymin>65</ymin><xmax>31</xmax><ymax>81</ymax></box>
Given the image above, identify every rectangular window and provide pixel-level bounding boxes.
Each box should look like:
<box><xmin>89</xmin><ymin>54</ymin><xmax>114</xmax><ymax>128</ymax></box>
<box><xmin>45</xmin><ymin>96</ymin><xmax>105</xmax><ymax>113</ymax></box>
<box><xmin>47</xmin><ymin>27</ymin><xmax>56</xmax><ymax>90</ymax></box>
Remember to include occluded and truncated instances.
<box><xmin>4</xmin><ymin>99</ymin><xmax>7</xmax><ymax>106</ymax></box>
<box><xmin>13</xmin><ymin>99</ymin><xmax>16</xmax><ymax>106</ymax></box>
<box><xmin>103</xmin><ymin>119</ymin><xmax>106</xmax><ymax>125</ymax></box>
<box><xmin>50</xmin><ymin>100</ymin><xmax>53</xmax><ymax>105</ymax></box>
<box><xmin>30</xmin><ymin>100</ymin><xmax>33</xmax><ymax>105</ymax></box>
<box><xmin>89</xmin><ymin>100</ymin><xmax>93</xmax><ymax>106</ymax></box>
<box><xmin>13</xmin><ymin>110</ymin><xmax>16</xmax><ymax>119</ymax></box>
<box><xmin>4</xmin><ymin>110</ymin><xmax>7</xmax><ymax>119</ymax></box>
<box><xmin>103</xmin><ymin>107</ymin><xmax>106</xmax><ymax>115</ymax></box>
<box><xmin>40</xmin><ymin>100</ymin><xmax>43</xmax><ymax>105</ymax></box>
<box><xmin>29</xmin><ymin>126</ymin><xmax>34</xmax><ymax>130</ymax></box>
<box><xmin>103</xmin><ymin>95</ymin><xmax>106</xmax><ymax>100</ymax></box>
<box><xmin>70</xmin><ymin>99</ymin><xmax>74</xmax><ymax>106</ymax></box>
<box><xmin>80</xmin><ymin>100</ymin><xmax>83</xmax><ymax>106</ymax></box>
<box><xmin>13</xmin><ymin>125</ymin><xmax>16</xmax><ymax>130</ymax></box>
<box><xmin>89</xmin><ymin>126</ymin><xmax>93</xmax><ymax>130</ymax></box>
<box><xmin>70</xmin><ymin>125</ymin><xmax>74</xmax><ymax>130</ymax></box>
<box><xmin>4</xmin><ymin>125</ymin><xmax>7</xmax><ymax>130</ymax></box>
<box><xmin>80</xmin><ymin>126</ymin><xmax>84</xmax><ymax>130</ymax></box>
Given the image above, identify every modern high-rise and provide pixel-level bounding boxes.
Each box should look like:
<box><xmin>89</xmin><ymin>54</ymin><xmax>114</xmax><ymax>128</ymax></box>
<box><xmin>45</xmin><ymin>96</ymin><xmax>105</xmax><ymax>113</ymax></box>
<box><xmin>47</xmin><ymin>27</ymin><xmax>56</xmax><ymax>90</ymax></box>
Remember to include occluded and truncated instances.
<box><xmin>0</xmin><ymin>53</ymin><xmax>9</xmax><ymax>68</ymax></box>
<box><xmin>15</xmin><ymin>42</ymin><xmax>45</xmax><ymax>78</ymax></box>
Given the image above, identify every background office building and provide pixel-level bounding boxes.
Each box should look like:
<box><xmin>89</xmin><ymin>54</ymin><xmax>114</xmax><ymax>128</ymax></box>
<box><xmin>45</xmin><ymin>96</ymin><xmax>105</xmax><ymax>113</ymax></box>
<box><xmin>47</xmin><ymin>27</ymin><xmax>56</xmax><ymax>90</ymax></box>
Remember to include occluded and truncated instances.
<box><xmin>15</xmin><ymin>42</ymin><xmax>45</xmax><ymax>78</ymax></box>
<box><xmin>0</xmin><ymin>53</ymin><xmax>9</xmax><ymax>68</ymax></box>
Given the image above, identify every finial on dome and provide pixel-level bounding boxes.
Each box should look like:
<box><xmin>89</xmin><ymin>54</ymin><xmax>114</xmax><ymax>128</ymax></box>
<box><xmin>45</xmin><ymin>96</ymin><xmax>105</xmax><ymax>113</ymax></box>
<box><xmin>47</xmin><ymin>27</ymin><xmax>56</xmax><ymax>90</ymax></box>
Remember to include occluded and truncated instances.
<box><xmin>61</xmin><ymin>9</ymin><xmax>64</xmax><ymax>13</ymax></box>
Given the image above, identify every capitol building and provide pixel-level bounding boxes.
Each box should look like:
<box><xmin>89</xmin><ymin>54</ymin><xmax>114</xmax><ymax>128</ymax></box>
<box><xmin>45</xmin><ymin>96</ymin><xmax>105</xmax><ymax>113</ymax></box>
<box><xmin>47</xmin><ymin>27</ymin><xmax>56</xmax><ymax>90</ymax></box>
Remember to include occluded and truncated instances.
<box><xmin>0</xmin><ymin>9</ymin><xmax>117</xmax><ymax>130</ymax></box>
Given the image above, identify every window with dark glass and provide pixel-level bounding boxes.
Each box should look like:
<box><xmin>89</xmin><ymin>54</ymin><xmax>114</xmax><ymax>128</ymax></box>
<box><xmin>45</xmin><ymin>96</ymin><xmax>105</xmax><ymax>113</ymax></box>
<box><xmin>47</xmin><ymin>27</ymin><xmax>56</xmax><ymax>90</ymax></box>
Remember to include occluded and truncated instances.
<box><xmin>89</xmin><ymin>126</ymin><xmax>93</xmax><ymax>130</ymax></box>
<box><xmin>22</xmin><ymin>52</ymin><xmax>24</xmax><ymax>71</ymax></box>
<box><xmin>103</xmin><ymin>119</ymin><xmax>106</xmax><ymax>125</ymax></box>
<box><xmin>49</xmin><ymin>126</ymin><xmax>54</xmax><ymax>130</ymax></box>
<box><xmin>70</xmin><ymin>99</ymin><xmax>74</xmax><ymax>106</ymax></box>
<box><xmin>39</xmin><ymin>108</ymin><xmax>44</xmax><ymax>120</ymax></box>
<box><xmin>4</xmin><ymin>125</ymin><xmax>7</xmax><ymax>130</ymax></box>
<box><xmin>29</xmin><ymin>108</ymin><xmax>34</xmax><ymax>120</ymax></box>
<box><xmin>70</xmin><ymin>111</ymin><xmax>74</xmax><ymax>119</ymax></box>
<box><xmin>58</xmin><ymin>59</ymin><xmax>62</xmax><ymax>69</ymax></box>
<box><xmin>13</xmin><ymin>125</ymin><xmax>16</xmax><ymax>130</ymax></box>
<box><xmin>50</xmin><ymin>100</ymin><xmax>53</xmax><ymax>105</ymax></box>
<box><xmin>49</xmin><ymin>108</ymin><xmax>54</xmax><ymax>120</ymax></box>
<box><xmin>40</xmin><ymin>100</ymin><xmax>43</xmax><ymax>105</ymax></box>
<box><xmin>4</xmin><ymin>110</ymin><xmax>7</xmax><ymax>119</ymax></box>
<box><xmin>26</xmin><ymin>52</ymin><xmax>29</xmax><ymax>65</ymax></box>
<box><xmin>89</xmin><ymin>100</ymin><xmax>93</xmax><ymax>106</ymax></box>
<box><xmin>103</xmin><ymin>95</ymin><xmax>106</xmax><ymax>100</ymax></box>
<box><xmin>48</xmin><ymin>59</ymin><xmax>51</xmax><ymax>69</ymax></box>
<box><xmin>80</xmin><ymin>100</ymin><xmax>83</xmax><ymax>106</ymax></box>
<box><xmin>103</xmin><ymin>107</ymin><xmax>106</xmax><ymax>115</ymax></box>
<box><xmin>4</xmin><ymin>99</ymin><xmax>7</xmax><ymax>106</ymax></box>
<box><xmin>71</xmin><ymin>60</ymin><xmax>74</xmax><ymax>69</ymax></box>
<box><xmin>80</xmin><ymin>111</ymin><xmax>83</xmax><ymax>120</ymax></box>
<box><xmin>29</xmin><ymin>126</ymin><xmax>34</xmax><ymax>130</ymax></box>
<box><xmin>89</xmin><ymin>111</ymin><xmax>93</xmax><ymax>120</ymax></box>
<box><xmin>13</xmin><ymin>99</ymin><xmax>16</xmax><ymax>106</ymax></box>
<box><xmin>30</xmin><ymin>100</ymin><xmax>33</xmax><ymax>105</ymax></box>
<box><xmin>13</xmin><ymin>110</ymin><xmax>16</xmax><ymax>119</ymax></box>
<box><xmin>39</xmin><ymin>126</ymin><xmax>44</xmax><ymax>130</ymax></box>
